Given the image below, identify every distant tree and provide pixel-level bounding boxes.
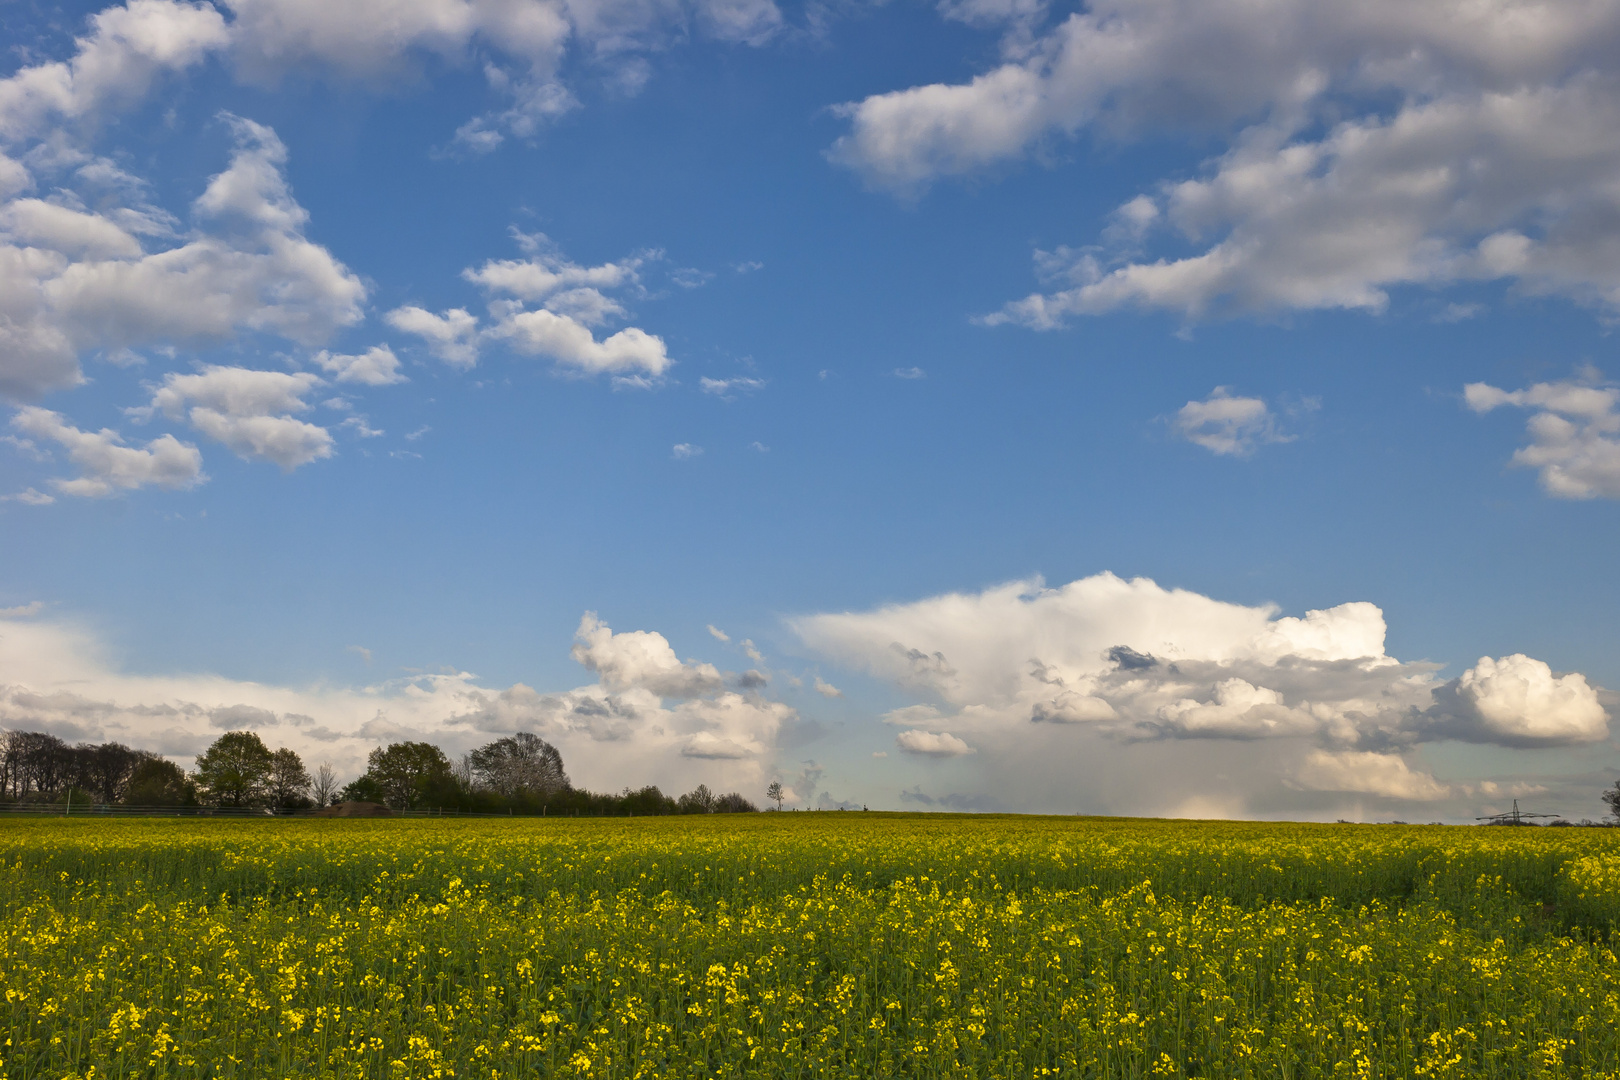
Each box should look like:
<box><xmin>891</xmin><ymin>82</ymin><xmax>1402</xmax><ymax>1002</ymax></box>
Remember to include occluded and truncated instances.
<box><xmin>1603</xmin><ymin>778</ymin><xmax>1620</xmax><ymax>823</ymax></box>
<box><xmin>678</xmin><ymin>784</ymin><xmax>717</xmax><ymax>814</ymax></box>
<box><xmin>267</xmin><ymin>748</ymin><xmax>313</xmax><ymax>809</ymax></box>
<box><xmin>81</xmin><ymin>743</ymin><xmax>151</xmax><ymax>804</ymax></box>
<box><xmin>311</xmin><ymin>763</ymin><xmax>340</xmax><ymax>807</ymax></box>
<box><xmin>469</xmin><ymin>733</ymin><xmax>569</xmax><ymax>798</ymax></box>
<box><xmin>194</xmin><ymin>732</ymin><xmax>275</xmax><ymax>807</ymax></box>
<box><xmin>619</xmin><ymin>785</ymin><xmax>678</xmax><ymax>815</ymax></box>
<box><xmin>4</xmin><ymin>731</ymin><xmax>72</xmax><ymax>799</ymax></box>
<box><xmin>713</xmin><ymin>791</ymin><xmax>758</xmax><ymax>813</ymax></box>
<box><xmin>338</xmin><ymin>774</ymin><xmax>386</xmax><ymax>804</ymax></box>
<box><xmin>124</xmin><ymin>758</ymin><xmax>197</xmax><ymax>806</ymax></box>
<box><xmin>765</xmin><ymin>781</ymin><xmax>784</xmax><ymax>811</ymax></box>
<box><xmin>364</xmin><ymin>741</ymin><xmax>459</xmax><ymax>810</ymax></box>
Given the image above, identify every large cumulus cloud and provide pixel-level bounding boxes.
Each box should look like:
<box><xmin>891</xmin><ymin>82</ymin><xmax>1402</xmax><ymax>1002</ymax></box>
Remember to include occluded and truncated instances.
<box><xmin>793</xmin><ymin>573</ymin><xmax>1611</xmax><ymax>815</ymax></box>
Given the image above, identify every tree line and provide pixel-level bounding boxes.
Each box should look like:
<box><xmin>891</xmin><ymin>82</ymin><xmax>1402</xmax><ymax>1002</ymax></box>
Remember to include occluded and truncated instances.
<box><xmin>0</xmin><ymin>728</ymin><xmax>759</xmax><ymax>814</ymax></box>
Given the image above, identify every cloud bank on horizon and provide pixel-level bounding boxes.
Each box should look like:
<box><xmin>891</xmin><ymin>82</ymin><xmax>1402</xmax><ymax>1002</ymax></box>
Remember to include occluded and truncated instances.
<box><xmin>2</xmin><ymin>574</ymin><xmax>1608</xmax><ymax>817</ymax></box>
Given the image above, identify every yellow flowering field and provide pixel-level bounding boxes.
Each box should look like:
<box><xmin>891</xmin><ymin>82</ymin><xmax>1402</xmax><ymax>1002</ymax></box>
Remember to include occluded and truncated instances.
<box><xmin>3</xmin><ymin>815</ymin><xmax>1620</xmax><ymax>1079</ymax></box>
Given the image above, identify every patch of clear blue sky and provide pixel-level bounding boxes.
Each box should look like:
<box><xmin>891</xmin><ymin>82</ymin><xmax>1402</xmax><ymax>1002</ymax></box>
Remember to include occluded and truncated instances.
<box><xmin>2</xmin><ymin>0</ymin><xmax>1616</xmax><ymax>707</ymax></box>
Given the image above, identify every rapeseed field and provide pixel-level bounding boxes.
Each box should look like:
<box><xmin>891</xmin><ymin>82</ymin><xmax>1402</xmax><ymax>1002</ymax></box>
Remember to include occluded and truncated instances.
<box><xmin>3</xmin><ymin>815</ymin><xmax>1619</xmax><ymax>1079</ymax></box>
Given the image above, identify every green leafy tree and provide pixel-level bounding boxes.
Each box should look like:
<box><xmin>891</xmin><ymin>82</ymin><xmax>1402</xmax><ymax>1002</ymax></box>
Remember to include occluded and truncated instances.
<box><xmin>194</xmin><ymin>731</ymin><xmax>274</xmax><ymax>807</ymax></box>
<box><xmin>364</xmin><ymin>741</ymin><xmax>459</xmax><ymax>810</ymax></box>
<box><xmin>1603</xmin><ymin>778</ymin><xmax>1620</xmax><ymax>822</ymax></box>
<box><xmin>338</xmin><ymin>774</ymin><xmax>386</xmax><ymax>804</ymax></box>
<box><xmin>267</xmin><ymin>747</ymin><xmax>313</xmax><ymax>809</ymax></box>
<box><xmin>123</xmin><ymin>758</ymin><xmax>197</xmax><ymax>806</ymax></box>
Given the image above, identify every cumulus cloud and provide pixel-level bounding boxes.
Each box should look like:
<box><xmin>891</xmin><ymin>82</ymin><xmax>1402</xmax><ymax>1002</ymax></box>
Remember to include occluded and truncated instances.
<box><xmin>832</xmin><ymin>0</ymin><xmax>1620</xmax><ymax>321</ymax></box>
<box><xmin>144</xmin><ymin>365</ymin><xmax>332</xmax><ymax>470</ymax></box>
<box><xmin>11</xmin><ymin>405</ymin><xmax>203</xmax><ymax>496</ymax></box>
<box><xmin>790</xmin><ymin>574</ymin><xmax>1616</xmax><ymax>816</ymax></box>
<box><xmin>384</xmin><ymin>306</ymin><xmax>480</xmax><ymax>369</ymax></box>
<box><xmin>312</xmin><ymin>344</ymin><xmax>406</xmax><ymax>386</ymax></box>
<box><xmin>0</xmin><ymin>116</ymin><xmax>364</xmax><ymax>400</ymax></box>
<box><xmin>794</xmin><ymin>572</ymin><xmax>1608</xmax><ymax>794</ymax></box>
<box><xmin>1173</xmin><ymin>388</ymin><xmax>1289</xmax><ymax>456</ymax></box>
<box><xmin>897</xmin><ymin>729</ymin><xmax>975</xmax><ymax>756</ymax></box>
<box><xmin>0</xmin><ymin>610</ymin><xmax>794</xmax><ymax>795</ymax></box>
<box><xmin>492</xmin><ymin>311</ymin><xmax>671</xmax><ymax>379</ymax></box>
<box><xmin>0</xmin><ymin>0</ymin><xmax>783</xmax><ymax>159</ymax></box>
<box><xmin>388</xmin><ymin>233</ymin><xmax>672</xmax><ymax>381</ymax></box>
<box><xmin>1294</xmin><ymin>750</ymin><xmax>1452</xmax><ymax>801</ymax></box>
<box><xmin>1426</xmin><ymin>654</ymin><xmax>1609</xmax><ymax>747</ymax></box>
<box><xmin>569</xmin><ymin>612</ymin><xmax>724</xmax><ymax>699</ymax></box>
<box><xmin>0</xmin><ymin>0</ymin><xmax>230</xmax><ymax>143</ymax></box>
<box><xmin>1465</xmin><ymin>374</ymin><xmax>1620</xmax><ymax>498</ymax></box>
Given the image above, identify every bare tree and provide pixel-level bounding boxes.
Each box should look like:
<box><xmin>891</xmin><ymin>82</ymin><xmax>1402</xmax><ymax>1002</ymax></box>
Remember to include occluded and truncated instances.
<box><xmin>468</xmin><ymin>733</ymin><xmax>568</xmax><ymax>798</ymax></box>
<box><xmin>311</xmin><ymin>762</ymin><xmax>339</xmax><ymax>807</ymax></box>
<box><xmin>678</xmin><ymin>784</ymin><xmax>717</xmax><ymax>813</ymax></box>
<box><xmin>1603</xmin><ymin>777</ymin><xmax>1620</xmax><ymax>823</ymax></box>
<box><xmin>765</xmin><ymin>781</ymin><xmax>784</xmax><ymax>811</ymax></box>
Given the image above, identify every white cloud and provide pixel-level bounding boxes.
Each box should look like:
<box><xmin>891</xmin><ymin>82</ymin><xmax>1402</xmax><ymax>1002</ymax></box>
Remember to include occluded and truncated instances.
<box><xmin>794</xmin><ymin>572</ymin><xmax>1609</xmax><ymax>816</ymax></box>
<box><xmin>813</xmin><ymin>676</ymin><xmax>842</xmax><ymax>698</ymax></box>
<box><xmin>832</xmin><ymin>0</ymin><xmax>1620</xmax><ymax>321</ymax></box>
<box><xmin>464</xmin><ymin>234</ymin><xmax>644</xmax><ymax>309</ymax></box>
<box><xmin>312</xmin><ymin>344</ymin><xmax>406</xmax><ymax>386</ymax></box>
<box><xmin>1294</xmin><ymin>750</ymin><xmax>1452</xmax><ymax>801</ymax></box>
<box><xmin>1</xmin><ymin>488</ymin><xmax>55</xmax><ymax>505</ymax></box>
<box><xmin>0</xmin><ymin>0</ymin><xmax>230</xmax><ymax>142</ymax></box>
<box><xmin>0</xmin><ymin>601</ymin><xmax>45</xmax><ymax>618</ymax></box>
<box><xmin>794</xmin><ymin>572</ymin><xmax>1604</xmax><ymax>754</ymax></box>
<box><xmin>146</xmin><ymin>365</ymin><xmax>332</xmax><ymax>470</ymax></box>
<box><xmin>741</xmin><ymin>639</ymin><xmax>764</xmax><ymax>664</ymax></box>
<box><xmin>1465</xmin><ymin>375</ymin><xmax>1620</xmax><ymax>498</ymax></box>
<box><xmin>391</xmin><ymin>233</ymin><xmax>673</xmax><ymax>381</ymax></box>
<box><xmin>706</xmin><ymin>624</ymin><xmax>730</xmax><ymax>642</ymax></box>
<box><xmin>833</xmin><ymin>0</ymin><xmax>1620</xmax><ymax>191</ymax></box>
<box><xmin>385</xmin><ymin>306</ymin><xmax>480</xmax><ymax>369</ymax></box>
<box><xmin>988</xmin><ymin>84</ymin><xmax>1620</xmax><ymax>322</ymax></box>
<box><xmin>569</xmin><ymin>612</ymin><xmax>724</xmax><ymax>699</ymax></box>
<box><xmin>897</xmin><ymin>729</ymin><xmax>975</xmax><ymax>756</ymax></box>
<box><xmin>0</xmin><ymin>116</ymin><xmax>364</xmax><ymax>400</ymax></box>
<box><xmin>11</xmin><ymin>405</ymin><xmax>203</xmax><ymax>496</ymax></box>
<box><xmin>894</xmin><ymin>366</ymin><xmax>926</xmax><ymax>379</ymax></box>
<box><xmin>1173</xmin><ymin>387</ymin><xmax>1289</xmax><ymax>456</ymax></box>
<box><xmin>1428</xmin><ymin>654</ymin><xmax>1609</xmax><ymax>747</ymax></box>
<box><xmin>0</xmin><ymin>612</ymin><xmax>795</xmax><ymax>796</ymax></box>
<box><xmin>672</xmin><ymin>442</ymin><xmax>701</xmax><ymax>459</ymax></box>
<box><xmin>492</xmin><ymin>309</ymin><xmax>672</xmax><ymax>378</ymax></box>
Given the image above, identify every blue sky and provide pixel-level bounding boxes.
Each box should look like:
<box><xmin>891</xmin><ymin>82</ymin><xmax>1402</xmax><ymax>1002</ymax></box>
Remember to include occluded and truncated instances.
<box><xmin>2</xmin><ymin>0</ymin><xmax>1618</xmax><ymax>818</ymax></box>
